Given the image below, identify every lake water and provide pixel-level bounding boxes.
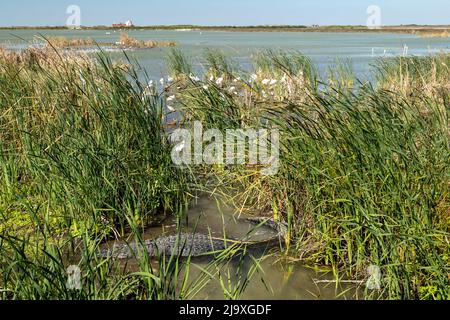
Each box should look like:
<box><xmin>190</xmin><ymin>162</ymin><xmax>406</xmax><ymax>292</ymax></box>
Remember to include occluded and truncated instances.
<box><xmin>1</xmin><ymin>29</ymin><xmax>450</xmax><ymax>80</ymax></box>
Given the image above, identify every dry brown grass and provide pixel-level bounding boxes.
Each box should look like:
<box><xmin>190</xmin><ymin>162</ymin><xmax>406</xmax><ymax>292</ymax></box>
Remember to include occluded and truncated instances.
<box><xmin>32</xmin><ymin>34</ymin><xmax>177</xmax><ymax>49</ymax></box>
<box><xmin>118</xmin><ymin>33</ymin><xmax>177</xmax><ymax>48</ymax></box>
<box><xmin>417</xmin><ymin>30</ymin><xmax>450</xmax><ymax>38</ymax></box>
<box><xmin>0</xmin><ymin>46</ymin><xmax>94</xmax><ymax>70</ymax></box>
<box><xmin>44</xmin><ymin>36</ymin><xmax>97</xmax><ymax>48</ymax></box>
<box><xmin>376</xmin><ymin>54</ymin><xmax>450</xmax><ymax>102</ymax></box>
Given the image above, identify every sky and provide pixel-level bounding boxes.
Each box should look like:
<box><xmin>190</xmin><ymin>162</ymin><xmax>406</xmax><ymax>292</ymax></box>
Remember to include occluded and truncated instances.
<box><xmin>0</xmin><ymin>0</ymin><xmax>449</xmax><ymax>27</ymax></box>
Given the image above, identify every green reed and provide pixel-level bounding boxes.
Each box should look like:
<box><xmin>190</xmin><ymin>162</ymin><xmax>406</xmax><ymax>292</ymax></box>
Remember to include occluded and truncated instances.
<box><xmin>1</xmin><ymin>46</ymin><xmax>448</xmax><ymax>300</ymax></box>
<box><xmin>0</xmin><ymin>47</ymin><xmax>190</xmax><ymax>235</ymax></box>
<box><xmin>166</xmin><ymin>49</ymin><xmax>450</xmax><ymax>300</ymax></box>
<box><xmin>0</xmin><ymin>47</ymin><xmax>192</xmax><ymax>299</ymax></box>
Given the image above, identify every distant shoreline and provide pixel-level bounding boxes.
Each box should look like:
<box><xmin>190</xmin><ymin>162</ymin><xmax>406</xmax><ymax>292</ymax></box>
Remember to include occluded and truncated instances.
<box><xmin>1</xmin><ymin>25</ymin><xmax>450</xmax><ymax>35</ymax></box>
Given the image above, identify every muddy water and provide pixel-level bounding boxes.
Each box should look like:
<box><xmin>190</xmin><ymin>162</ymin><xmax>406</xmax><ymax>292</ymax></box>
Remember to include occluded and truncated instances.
<box><xmin>119</xmin><ymin>196</ymin><xmax>362</xmax><ymax>300</ymax></box>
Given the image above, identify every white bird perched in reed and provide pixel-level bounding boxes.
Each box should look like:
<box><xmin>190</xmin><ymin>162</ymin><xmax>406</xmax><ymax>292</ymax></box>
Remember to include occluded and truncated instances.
<box><xmin>189</xmin><ymin>74</ymin><xmax>200</xmax><ymax>82</ymax></box>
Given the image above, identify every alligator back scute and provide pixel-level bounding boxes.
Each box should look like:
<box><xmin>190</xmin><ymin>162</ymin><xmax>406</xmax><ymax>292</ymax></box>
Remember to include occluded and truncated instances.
<box><xmin>101</xmin><ymin>217</ymin><xmax>285</xmax><ymax>259</ymax></box>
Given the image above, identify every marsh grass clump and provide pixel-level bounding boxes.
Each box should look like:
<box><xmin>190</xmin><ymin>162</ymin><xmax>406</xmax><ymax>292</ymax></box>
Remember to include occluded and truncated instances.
<box><xmin>1</xmin><ymin>46</ymin><xmax>449</xmax><ymax>300</ymax></box>
<box><xmin>327</xmin><ymin>58</ymin><xmax>356</xmax><ymax>94</ymax></box>
<box><xmin>166</xmin><ymin>48</ymin><xmax>193</xmax><ymax>80</ymax></box>
<box><xmin>417</xmin><ymin>30</ymin><xmax>450</xmax><ymax>38</ymax></box>
<box><xmin>0</xmin><ymin>47</ymin><xmax>190</xmax><ymax>236</ymax></box>
<box><xmin>119</xmin><ymin>33</ymin><xmax>177</xmax><ymax>49</ymax></box>
<box><xmin>168</xmin><ymin>50</ymin><xmax>450</xmax><ymax>299</ymax></box>
<box><xmin>36</xmin><ymin>34</ymin><xmax>177</xmax><ymax>49</ymax></box>
<box><xmin>273</xmin><ymin>88</ymin><xmax>449</xmax><ymax>299</ymax></box>
<box><xmin>375</xmin><ymin>54</ymin><xmax>450</xmax><ymax>99</ymax></box>
<box><xmin>165</xmin><ymin>49</ymin><xmax>321</xmax><ymax>129</ymax></box>
<box><xmin>0</xmin><ymin>46</ymin><xmax>264</xmax><ymax>301</ymax></box>
<box><xmin>44</xmin><ymin>36</ymin><xmax>97</xmax><ymax>48</ymax></box>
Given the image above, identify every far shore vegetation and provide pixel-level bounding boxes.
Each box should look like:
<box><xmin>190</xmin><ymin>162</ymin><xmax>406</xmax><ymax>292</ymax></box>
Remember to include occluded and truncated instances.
<box><xmin>1</xmin><ymin>24</ymin><xmax>450</xmax><ymax>37</ymax></box>
<box><xmin>41</xmin><ymin>33</ymin><xmax>177</xmax><ymax>49</ymax></box>
<box><xmin>417</xmin><ymin>30</ymin><xmax>450</xmax><ymax>38</ymax></box>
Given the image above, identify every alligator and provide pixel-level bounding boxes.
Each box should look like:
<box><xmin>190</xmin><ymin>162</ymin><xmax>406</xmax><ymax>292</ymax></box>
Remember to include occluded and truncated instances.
<box><xmin>100</xmin><ymin>217</ymin><xmax>288</xmax><ymax>259</ymax></box>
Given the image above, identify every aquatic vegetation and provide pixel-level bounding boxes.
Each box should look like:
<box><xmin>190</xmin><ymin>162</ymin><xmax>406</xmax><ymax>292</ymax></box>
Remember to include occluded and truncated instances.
<box><xmin>0</xmin><ymin>47</ymin><xmax>268</xmax><ymax>300</ymax></box>
<box><xmin>36</xmin><ymin>34</ymin><xmax>177</xmax><ymax>49</ymax></box>
<box><xmin>375</xmin><ymin>54</ymin><xmax>450</xmax><ymax>99</ymax></box>
<box><xmin>118</xmin><ymin>33</ymin><xmax>177</xmax><ymax>49</ymax></box>
<box><xmin>0</xmin><ymin>47</ymin><xmax>190</xmax><ymax>235</ymax></box>
<box><xmin>44</xmin><ymin>36</ymin><xmax>97</xmax><ymax>48</ymax></box>
<box><xmin>0</xmin><ymin>46</ymin><xmax>449</xmax><ymax>300</ymax></box>
<box><xmin>417</xmin><ymin>30</ymin><xmax>450</xmax><ymax>38</ymax></box>
<box><xmin>166</xmin><ymin>49</ymin><xmax>450</xmax><ymax>300</ymax></box>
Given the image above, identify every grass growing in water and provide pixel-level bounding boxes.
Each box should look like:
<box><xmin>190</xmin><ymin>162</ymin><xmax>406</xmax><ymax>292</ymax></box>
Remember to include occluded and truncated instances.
<box><xmin>35</xmin><ymin>34</ymin><xmax>177</xmax><ymax>49</ymax></box>
<box><xmin>0</xmin><ymin>47</ymin><xmax>186</xmax><ymax>299</ymax></box>
<box><xmin>1</xmin><ymin>46</ymin><xmax>448</xmax><ymax>300</ymax></box>
<box><xmin>0</xmin><ymin>47</ymin><xmax>190</xmax><ymax>234</ymax></box>
<box><xmin>118</xmin><ymin>33</ymin><xmax>177</xmax><ymax>49</ymax></box>
<box><xmin>165</xmin><ymin>49</ymin><xmax>450</xmax><ymax>300</ymax></box>
<box><xmin>0</xmin><ymin>47</ymin><xmax>265</xmax><ymax>300</ymax></box>
<box><xmin>44</xmin><ymin>36</ymin><xmax>97</xmax><ymax>48</ymax></box>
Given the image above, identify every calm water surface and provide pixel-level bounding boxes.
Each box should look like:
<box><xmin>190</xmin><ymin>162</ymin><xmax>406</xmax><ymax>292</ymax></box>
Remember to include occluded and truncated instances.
<box><xmin>108</xmin><ymin>196</ymin><xmax>363</xmax><ymax>300</ymax></box>
<box><xmin>1</xmin><ymin>29</ymin><xmax>449</xmax><ymax>79</ymax></box>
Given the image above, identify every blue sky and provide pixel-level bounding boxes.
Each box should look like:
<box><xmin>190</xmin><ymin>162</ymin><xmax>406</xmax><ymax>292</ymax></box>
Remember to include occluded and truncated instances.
<box><xmin>1</xmin><ymin>0</ymin><xmax>449</xmax><ymax>26</ymax></box>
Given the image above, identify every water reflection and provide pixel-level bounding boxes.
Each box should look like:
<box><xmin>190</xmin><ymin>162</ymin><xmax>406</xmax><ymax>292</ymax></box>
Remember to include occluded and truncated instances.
<box><xmin>115</xmin><ymin>196</ymin><xmax>362</xmax><ymax>300</ymax></box>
